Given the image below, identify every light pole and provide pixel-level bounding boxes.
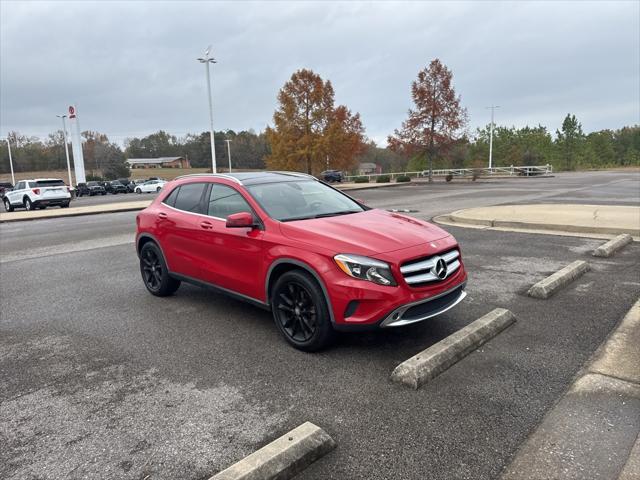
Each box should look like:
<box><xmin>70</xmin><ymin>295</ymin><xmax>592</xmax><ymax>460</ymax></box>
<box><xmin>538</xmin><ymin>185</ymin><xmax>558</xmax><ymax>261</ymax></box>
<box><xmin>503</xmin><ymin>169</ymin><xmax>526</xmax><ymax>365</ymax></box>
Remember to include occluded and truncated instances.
<box><xmin>225</xmin><ymin>139</ymin><xmax>232</xmax><ymax>172</ymax></box>
<box><xmin>6</xmin><ymin>135</ymin><xmax>15</xmax><ymax>185</ymax></box>
<box><xmin>486</xmin><ymin>105</ymin><xmax>500</xmax><ymax>169</ymax></box>
<box><xmin>56</xmin><ymin>114</ymin><xmax>73</xmax><ymax>187</ymax></box>
<box><xmin>198</xmin><ymin>46</ymin><xmax>217</xmax><ymax>174</ymax></box>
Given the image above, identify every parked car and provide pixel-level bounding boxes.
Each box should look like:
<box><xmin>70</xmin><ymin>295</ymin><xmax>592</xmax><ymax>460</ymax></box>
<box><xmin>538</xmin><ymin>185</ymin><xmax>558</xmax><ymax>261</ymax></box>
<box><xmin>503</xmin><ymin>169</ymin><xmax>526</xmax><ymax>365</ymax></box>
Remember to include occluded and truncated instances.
<box><xmin>76</xmin><ymin>181</ymin><xmax>107</xmax><ymax>197</ymax></box>
<box><xmin>117</xmin><ymin>178</ymin><xmax>134</xmax><ymax>191</ymax></box>
<box><xmin>128</xmin><ymin>179</ymin><xmax>146</xmax><ymax>193</ymax></box>
<box><xmin>0</xmin><ymin>181</ymin><xmax>13</xmax><ymax>199</ymax></box>
<box><xmin>134</xmin><ymin>179</ymin><xmax>166</xmax><ymax>194</ymax></box>
<box><xmin>135</xmin><ymin>172</ymin><xmax>467</xmax><ymax>351</ymax></box>
<box><xmin>105</xmin><ymin>180</ymin><xmax>128</xmax><ymax>194</ymax></box>
<box><xmin>3</xmin><ymin>178</ymin><xmax>71</xmax><ymax>211</ymax></box>
<box><xmin>320</xmin><ymin>170</ymin><xmax>343</xmax><ymax>183</ymax></box>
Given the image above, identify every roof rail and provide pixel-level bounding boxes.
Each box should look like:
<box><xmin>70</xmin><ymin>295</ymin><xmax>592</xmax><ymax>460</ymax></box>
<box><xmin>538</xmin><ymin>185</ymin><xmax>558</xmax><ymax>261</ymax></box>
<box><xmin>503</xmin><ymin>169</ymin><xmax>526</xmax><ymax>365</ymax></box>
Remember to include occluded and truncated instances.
<box><xmin>271</xmin><ymin>171</ymin><xmax>318</xmax><ymax>180</ymax></box>
<box><xmin>173</xmin><ymin>173</ymin><xmax>241</xmax><ymax>184</ymax></box>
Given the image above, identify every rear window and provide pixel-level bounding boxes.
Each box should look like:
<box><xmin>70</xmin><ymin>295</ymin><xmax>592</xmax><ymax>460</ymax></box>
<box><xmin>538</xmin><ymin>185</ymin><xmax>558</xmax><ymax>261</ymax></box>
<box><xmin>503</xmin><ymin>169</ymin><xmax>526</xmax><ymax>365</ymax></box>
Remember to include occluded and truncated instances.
<box><xmin>162</xmin><ymin>186</ymin><xmax>180</xmax><ymax>207</ymax></box>
<box><xmin>172</xmin><ymin>183</ymin><xmax>207</xmax><ymax>213</ymax></box>
<box><xmin>34</xmin><ymin>180</ymin><xmax>65</xmax><ymax>187</ymax></box>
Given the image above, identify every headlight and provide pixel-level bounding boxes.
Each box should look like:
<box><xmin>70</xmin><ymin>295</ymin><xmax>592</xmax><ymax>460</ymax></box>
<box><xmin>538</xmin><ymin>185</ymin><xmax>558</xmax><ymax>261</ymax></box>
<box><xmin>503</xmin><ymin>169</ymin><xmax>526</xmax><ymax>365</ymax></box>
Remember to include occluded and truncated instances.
<box><xmin>334</xmin><ymin>254</ymin><xmax>397</xmax><ymax>286</ymax></box>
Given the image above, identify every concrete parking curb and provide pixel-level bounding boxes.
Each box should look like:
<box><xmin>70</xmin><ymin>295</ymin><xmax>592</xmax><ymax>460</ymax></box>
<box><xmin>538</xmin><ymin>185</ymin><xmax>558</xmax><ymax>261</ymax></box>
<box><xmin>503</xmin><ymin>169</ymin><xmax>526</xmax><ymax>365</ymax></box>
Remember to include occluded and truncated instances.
<box><xmin>391</xmin><ymin>308</ymin><xmax>516</xmax><ymax>389</ymax></box>
<box><xmin>527</xmin><ymin>260</ymin><xmax>590</xmax><ymax>299</ymax></box>
<box><xmin>592</xmin><ymin>234</ymin><xmax>633</xmax><ymax>257</ymax></box>
<box><xmin>0</xmin><ymin>200</ymin><xmax>152</xmax><ymax>223</ymax></box>
<box><xmin>209</xmin><ymin>422</ymin><xmax>336</xmax><ymax>480</ymax></box>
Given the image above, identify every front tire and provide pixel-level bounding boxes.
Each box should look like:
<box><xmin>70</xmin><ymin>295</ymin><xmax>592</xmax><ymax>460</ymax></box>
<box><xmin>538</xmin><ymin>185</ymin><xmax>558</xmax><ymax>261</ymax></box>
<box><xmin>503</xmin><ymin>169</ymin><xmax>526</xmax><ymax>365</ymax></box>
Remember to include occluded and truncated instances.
<box><xmin>24</xmin><ymin>198</ymin><xmax>34</xmax><ymax>211</ymax></box>
<box><xmin>156</xmin><ymin>187</ymin><xmax>161</xmax><ymax>193</ymax></box>
<box><xmin>139</xmin><ymin>242</ymin><xmax>181</xmax><ymax>296</ymax></box>
<box><xmin>136</xmin><ymin>188</ymin><xmax>142</xmax><ymax>194</ymax></box>
<box><xmin>4</xmin><ymin>199</ymin><xmax>14</xmax><ymax>212</ymax></box>
<box><xmin>271</xmin><ymin>270</ymin><xmax>334</xmax><ymax>351</ymax></box>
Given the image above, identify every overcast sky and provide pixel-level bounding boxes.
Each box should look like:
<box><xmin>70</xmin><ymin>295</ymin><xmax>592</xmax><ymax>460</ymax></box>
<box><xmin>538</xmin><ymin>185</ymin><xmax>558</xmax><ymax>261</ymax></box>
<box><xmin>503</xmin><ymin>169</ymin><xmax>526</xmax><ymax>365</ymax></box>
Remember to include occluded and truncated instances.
<box><xmin>1</xmin><ymin>0</ymin><xmax>638</xmax><ymax>146</ymax></box>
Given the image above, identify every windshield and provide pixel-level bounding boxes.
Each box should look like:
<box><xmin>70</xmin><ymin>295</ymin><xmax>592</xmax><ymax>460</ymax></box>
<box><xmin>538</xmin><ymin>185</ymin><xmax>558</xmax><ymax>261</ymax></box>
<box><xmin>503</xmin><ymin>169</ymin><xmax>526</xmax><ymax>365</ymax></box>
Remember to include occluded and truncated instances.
<box><xmin>246</xmin><ymin>180</ymin><xmax>364</xmax><ymax>222</ymax></box>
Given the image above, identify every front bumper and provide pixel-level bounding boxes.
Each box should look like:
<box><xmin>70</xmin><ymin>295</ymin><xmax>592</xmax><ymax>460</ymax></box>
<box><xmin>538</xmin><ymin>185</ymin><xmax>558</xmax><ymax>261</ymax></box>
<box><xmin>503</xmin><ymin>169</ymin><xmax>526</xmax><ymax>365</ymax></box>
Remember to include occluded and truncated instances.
<box><xmin>379</xmin><ymin>283</ymin><xmax>466</xmax><ymax>327</ymax></box>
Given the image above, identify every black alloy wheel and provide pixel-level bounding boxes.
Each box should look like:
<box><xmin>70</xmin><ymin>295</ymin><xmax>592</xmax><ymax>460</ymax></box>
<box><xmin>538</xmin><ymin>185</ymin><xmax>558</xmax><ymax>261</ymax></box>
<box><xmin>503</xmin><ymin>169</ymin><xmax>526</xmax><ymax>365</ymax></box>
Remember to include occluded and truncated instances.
<box><xmin>139</xmin><ymin>242</ymin><xmax>180</xmax><ymax>296</ymax></box>
<box><xmin>271</xmin><ymin>270</ymin><xmax>334</xmax><ymax>351</ymax></box>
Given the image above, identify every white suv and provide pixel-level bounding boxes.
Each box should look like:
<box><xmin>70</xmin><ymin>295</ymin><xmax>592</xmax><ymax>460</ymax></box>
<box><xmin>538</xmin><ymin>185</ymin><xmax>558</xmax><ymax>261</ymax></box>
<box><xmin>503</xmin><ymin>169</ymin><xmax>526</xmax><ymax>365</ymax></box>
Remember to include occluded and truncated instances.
<box><xmin>3</xmin><ymin>178</ymin><xmax>71</xmax><ymax>211</ymax></box>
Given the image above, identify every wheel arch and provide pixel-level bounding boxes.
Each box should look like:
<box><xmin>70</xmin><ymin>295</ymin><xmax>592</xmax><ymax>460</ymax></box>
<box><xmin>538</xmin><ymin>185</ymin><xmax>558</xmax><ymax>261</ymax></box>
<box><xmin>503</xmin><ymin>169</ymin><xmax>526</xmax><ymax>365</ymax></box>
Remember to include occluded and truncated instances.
<box><xmin>136</xmin><ymin>233</ymin><xmax>167</xmax><ymax>260</ymax></box>
<box><xmin>265</xmin><ymin>258</ymin><xmax>336</xmax><ymax>325</ymax></box>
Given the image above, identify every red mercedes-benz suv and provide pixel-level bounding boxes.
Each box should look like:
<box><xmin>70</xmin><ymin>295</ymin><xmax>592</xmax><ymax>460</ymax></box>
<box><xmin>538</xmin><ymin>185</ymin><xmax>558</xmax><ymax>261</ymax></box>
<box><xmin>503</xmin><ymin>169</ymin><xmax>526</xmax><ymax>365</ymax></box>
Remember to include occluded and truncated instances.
<box><xmin>136</xmin><ymin>172</ymin><xmax>467</xmax><ymax>351</ymax></box>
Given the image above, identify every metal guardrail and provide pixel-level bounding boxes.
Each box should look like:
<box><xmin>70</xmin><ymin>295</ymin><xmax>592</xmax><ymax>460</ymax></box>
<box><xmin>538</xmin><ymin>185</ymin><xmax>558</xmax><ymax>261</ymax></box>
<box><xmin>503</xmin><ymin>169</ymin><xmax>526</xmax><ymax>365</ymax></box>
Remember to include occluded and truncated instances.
<box><xmin>343</xmin><ymin>165</ymin><xmax>553</xmax><ymax>182</ymax></box>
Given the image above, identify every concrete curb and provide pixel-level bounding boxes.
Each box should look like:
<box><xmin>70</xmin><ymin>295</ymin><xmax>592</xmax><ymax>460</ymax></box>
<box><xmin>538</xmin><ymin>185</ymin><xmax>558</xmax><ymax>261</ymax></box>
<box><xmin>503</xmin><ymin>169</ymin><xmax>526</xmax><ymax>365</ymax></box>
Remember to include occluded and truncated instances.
<box><xmin>0</xmin><ymin>201</ymin><xmax>151</xmax><ymax>223</ymax></box>
<box><xmin>209</xmin><ymin>422</ymin><xmax>336</xmax><ymax>480</ymax></box>
<box><xmin>501</xmin><ymin>298</ymin><xmax>640</xmax><ymax>480</ymax></box>
<box><xmin>592</xmin><ymin>234</ymin><xmax>633</xmax><ymax>257</ymax></box>
<box><xmin>527</xmin><ymin>260</ymin><xmax>590</xmax><ymax>299</ymax></box>
<box><xmin>390</xmin><ymin>308</ymin><xmax>516</xmax><ymax>389</ymax></box>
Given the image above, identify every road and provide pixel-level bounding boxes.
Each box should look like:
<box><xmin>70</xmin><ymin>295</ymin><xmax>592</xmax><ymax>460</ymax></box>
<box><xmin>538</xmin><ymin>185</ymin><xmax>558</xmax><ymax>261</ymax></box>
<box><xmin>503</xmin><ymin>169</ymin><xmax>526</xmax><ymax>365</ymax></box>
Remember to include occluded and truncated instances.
<box><xmin>1</xmin><ymin>170</ymin><xmax>639</xmax><ymax>480</ymax></box>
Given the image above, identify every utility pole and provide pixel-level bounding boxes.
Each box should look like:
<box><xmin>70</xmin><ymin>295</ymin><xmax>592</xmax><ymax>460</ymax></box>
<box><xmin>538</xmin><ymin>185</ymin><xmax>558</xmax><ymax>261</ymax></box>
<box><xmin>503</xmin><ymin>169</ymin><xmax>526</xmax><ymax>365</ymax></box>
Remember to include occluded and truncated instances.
<box><xmin>486</xmin><ymin>105</ymin><xmax>500</xmax><ymax>169</ymax></box>
<box><xmin>198</xmin><ymin>46</ymin><xmax>217</xmax><ymax>174</ymax></box>
<box><xmin>6</xmin><ymin>135</ymin><xmax>15</xmax><ymax>185</ymax></box>
<box><xmin>57</xmin><ymin>114</ymin><xmax>73</xmax><ymax>187</ymax></box>
<box><xmin>225</xmin><ymin>139</ymin><xmax>232</xmax><ymax>172</ymax></box>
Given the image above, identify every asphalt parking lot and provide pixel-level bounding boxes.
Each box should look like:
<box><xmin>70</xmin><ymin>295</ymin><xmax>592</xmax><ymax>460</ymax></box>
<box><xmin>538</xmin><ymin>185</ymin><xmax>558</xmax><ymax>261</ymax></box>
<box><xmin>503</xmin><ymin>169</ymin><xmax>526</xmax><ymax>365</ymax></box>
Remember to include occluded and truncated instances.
<box><xmin>1</xmin><ymin>171</ymin><xmax>639</xmax><ymax>480</ymax></box>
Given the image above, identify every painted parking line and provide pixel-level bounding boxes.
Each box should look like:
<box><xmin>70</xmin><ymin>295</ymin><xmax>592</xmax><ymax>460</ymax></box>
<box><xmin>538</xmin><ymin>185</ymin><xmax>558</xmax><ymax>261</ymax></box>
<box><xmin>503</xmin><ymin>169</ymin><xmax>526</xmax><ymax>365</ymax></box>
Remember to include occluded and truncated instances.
<box><xmin>592</xmin><ymin>233</ymin><xmax>633</xmax><ymax>257</ymax></box>
<box><xmin>209</xmin><ymin>422</ymin><xmax>336</xmax><ymax>480</ymax></box>
<box><xmin>527</xmin><ymin>260</ymin><xmax>590</xmax><ymax>299</ymax></box>
<box><xmin>391</xmin><ymin>308</ymin><xmax>516</xmax><ymax>389</ymax></box>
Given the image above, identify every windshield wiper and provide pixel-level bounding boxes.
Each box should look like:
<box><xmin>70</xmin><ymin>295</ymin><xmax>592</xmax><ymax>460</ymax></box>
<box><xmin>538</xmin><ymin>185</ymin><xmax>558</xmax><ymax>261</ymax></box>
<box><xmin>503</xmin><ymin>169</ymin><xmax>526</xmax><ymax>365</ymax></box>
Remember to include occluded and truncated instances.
<box><xmin>280</xmin><ymin>210</ymin><xmax>361</xmax><ymax>222</ymax></box>
<box><xmin>313</xmin><ymin>210</ymin><xmax>361</xmax><ymax>218</ymax></box>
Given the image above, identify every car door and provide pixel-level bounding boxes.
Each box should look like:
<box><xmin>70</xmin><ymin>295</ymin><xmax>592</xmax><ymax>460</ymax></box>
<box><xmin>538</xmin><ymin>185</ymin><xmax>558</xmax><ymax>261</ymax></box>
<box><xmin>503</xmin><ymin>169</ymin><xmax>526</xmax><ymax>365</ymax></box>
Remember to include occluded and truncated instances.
<box><xmin>194</xmin><ymin>183</ymin><xmax>265</xmax><ymax>301</ymax></box>
<box><xmin>7</xmin><ymin>181</ymin><xmax>24</xmax><ymax>205</ymax></box>
<box><xmin>156</xmin><ymin>182</ymin><xmax>209</xmax><ymax>279</ymax></box>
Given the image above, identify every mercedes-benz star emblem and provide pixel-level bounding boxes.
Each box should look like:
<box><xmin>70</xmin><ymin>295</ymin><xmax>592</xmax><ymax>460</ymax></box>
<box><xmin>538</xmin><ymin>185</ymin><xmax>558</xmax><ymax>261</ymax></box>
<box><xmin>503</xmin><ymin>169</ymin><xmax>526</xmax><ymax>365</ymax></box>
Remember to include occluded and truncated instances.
<box><xmin>433</xmin><ymin>257</ymin><xmax>447</xmax><ymax>279</ymax></box>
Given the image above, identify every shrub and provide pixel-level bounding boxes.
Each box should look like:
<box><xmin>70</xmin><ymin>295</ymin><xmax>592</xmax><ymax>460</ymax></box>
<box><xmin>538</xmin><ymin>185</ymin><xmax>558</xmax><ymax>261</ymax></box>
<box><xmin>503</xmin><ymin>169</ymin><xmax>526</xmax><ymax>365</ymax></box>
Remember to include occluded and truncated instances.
<box><xmin>445</xmin><ymin>174</ymin><xmax>453</xmax><ymax>182</ymax></box>
<box><xmin>375</xmin><ymin>175</ymin><xmax>391</xmax><ymax>183</ymax></box>
<box><xmin>354</xmin><ymin>176</ymin><xmax>369</xmax><ymax>183</ymax></box>
<box><xmin>396</xmin><ymin>175</ymin><xmax>411</xmax><ymax>183</ymax></box>
<box><xmin>86</xmin><ymin>174</ymin><xmax>104</xmax><ymax>181</ymax></box>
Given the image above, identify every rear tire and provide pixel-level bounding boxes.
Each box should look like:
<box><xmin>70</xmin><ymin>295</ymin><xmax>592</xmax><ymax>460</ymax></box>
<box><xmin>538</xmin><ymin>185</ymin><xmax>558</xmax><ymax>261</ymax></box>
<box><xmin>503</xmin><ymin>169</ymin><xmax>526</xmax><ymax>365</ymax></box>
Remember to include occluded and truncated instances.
<box><xmin>60</xmin><ymin>202</ymin><xmax>70</xmax><ymax>208</ymax></box>
<box><xmin>139</xmin><ymin>242</ymin><xmax>181</xmax><ymax>296</ymax></box>
<box><xmin>156</xmin><ymin>187</ymin><xmax>161</xmax><ymax>193</ymax></box>
<box><xmin>4</xmin><ymin>198</ymin><xmax>14</xmax><ymax>212</ymax></box>
<box><xmin>271</xmin><ymin>270</ymin><xmax>334</xmax><ymax>351</ymax></box>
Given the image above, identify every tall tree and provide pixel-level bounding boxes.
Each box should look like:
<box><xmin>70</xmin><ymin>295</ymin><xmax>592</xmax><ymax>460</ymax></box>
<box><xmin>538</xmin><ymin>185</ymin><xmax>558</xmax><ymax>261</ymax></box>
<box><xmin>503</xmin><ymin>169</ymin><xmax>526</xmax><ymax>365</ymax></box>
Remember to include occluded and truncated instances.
<box><xmin>388</xmin><ymin>59</ymin><xmax>468</xmax><ymax>181</ymax></box>
<box><xmin>266</xmin><ymin>69</ymin><xmax>365</xmax><ymax>174</ymax></box>
<box><xmin>556</xmin><ymin>114</ymin><xmax>584</xmax><ymax>170</ymax></box>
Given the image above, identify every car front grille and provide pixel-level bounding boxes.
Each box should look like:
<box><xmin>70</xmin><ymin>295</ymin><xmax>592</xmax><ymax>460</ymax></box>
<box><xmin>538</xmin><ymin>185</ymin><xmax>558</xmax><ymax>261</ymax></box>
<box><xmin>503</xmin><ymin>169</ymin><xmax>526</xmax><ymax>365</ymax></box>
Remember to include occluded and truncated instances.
<box><xmin>400</xmin><ymin>249</ymin><xmax>461</xmax><ymax>286</ymax></box>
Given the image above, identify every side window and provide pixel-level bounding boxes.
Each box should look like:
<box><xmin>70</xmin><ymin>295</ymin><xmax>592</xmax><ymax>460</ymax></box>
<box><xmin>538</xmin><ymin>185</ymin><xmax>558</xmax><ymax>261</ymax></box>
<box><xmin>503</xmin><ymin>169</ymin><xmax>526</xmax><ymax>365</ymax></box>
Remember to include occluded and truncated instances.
<box><xmin>162</xmin><ymin>186</ymin><xmax>180</xmax><ymax>207</ymax></box>
<box><xmin>15</xmin><ymin>182</ymin><xmax>25</xmax><ymax>190</ymax></box>
<box><xmin>173</xmin><ymin>183</ymin><xmax>207</xmax><ymax>213</ymax></box>
<box><xmin>207</xmin><ymin>184</ymin><xmax>253</xmax><ymax>219</ymax></box>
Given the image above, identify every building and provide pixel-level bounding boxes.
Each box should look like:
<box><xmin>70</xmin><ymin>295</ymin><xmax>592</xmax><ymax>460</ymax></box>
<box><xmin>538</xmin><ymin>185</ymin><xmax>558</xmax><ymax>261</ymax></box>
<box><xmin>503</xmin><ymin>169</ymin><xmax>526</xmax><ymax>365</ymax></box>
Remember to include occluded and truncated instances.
<box><xmin>126</xmin><ymin>157</ymin><xmax>191</xmax><ymax>169</ymax></box>
<box><xmin>358</xmin><ymin>162</ymin><xmax>382</xmax><ymax>175</ymax></box>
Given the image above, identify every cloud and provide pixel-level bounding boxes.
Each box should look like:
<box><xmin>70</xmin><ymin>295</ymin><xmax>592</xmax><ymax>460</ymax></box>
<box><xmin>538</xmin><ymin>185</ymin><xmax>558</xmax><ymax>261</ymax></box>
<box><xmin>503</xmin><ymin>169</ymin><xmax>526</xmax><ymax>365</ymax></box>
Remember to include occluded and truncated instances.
<box><xmin>1</xmin><ymin>0</ymin><xmax>638</xmax><ymax>145</ymax></box>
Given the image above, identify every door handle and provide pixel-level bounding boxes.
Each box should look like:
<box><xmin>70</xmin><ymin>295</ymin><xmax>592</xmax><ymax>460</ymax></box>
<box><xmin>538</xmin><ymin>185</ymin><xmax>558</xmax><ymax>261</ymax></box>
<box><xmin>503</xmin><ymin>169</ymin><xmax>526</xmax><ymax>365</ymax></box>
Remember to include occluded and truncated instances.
<box><xmin>200</xmin><ymin>220</ymin><xmax>213</xmax><ymax>230</ymax></box>
<box><xmin>157</xmin><ymin>212</ymin><xmax>168</xmax><ymax>219</ymax></box>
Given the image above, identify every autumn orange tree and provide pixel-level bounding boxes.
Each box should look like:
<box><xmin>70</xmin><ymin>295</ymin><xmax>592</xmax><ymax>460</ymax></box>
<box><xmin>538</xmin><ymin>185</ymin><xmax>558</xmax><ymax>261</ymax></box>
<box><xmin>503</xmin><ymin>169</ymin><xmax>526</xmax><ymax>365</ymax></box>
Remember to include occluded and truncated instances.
<box><xmin>388</xmin><ymin>59</ymin><xmax>467</xmax><ymax>181</ymax></box>
<box><xmin>266</xmin><ymin>69</ymin><xmax>365</xmax><ymax>174</ymax></box>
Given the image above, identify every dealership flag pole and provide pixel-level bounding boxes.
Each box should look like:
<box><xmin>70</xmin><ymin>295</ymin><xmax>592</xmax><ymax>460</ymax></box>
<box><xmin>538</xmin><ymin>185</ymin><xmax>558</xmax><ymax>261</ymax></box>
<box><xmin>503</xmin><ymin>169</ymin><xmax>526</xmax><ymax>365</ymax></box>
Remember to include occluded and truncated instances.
<box><xmin>57</xmin><ymin>114</ymin><xmax>73</xmax><ymax>187</ymax></box>
<box><xmin>6</xmin><ymin>135</ymin><xmax>15</xmax><ymax>185</ymax></box>
<box><xmin>225</xmin><ymin>139</ymin><xmax>232</xmax><ymax>172</ymax></box>
<box><xmin>68</xmin><ymin>105</ymin><xmax>86</xmax><ymax>184</ymax></box>
<box><xmin>198</xmin><ymin>46</ymin><xmax>217</xmax><ymax>174</ymax></box>
<box><xmin>486</xmin><ymin>105</ymin><xmax>500</xmax><ymax>170</ymax></box>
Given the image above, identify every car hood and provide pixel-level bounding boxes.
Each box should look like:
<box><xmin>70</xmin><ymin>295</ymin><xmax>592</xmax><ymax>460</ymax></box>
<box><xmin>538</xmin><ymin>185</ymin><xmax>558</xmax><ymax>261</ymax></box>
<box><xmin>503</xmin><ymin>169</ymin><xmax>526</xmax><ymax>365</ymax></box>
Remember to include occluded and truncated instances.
<box><xmin>279</xmin><ymin>209</ymin><xmax>451</xmax><ymax>255</ymax></box>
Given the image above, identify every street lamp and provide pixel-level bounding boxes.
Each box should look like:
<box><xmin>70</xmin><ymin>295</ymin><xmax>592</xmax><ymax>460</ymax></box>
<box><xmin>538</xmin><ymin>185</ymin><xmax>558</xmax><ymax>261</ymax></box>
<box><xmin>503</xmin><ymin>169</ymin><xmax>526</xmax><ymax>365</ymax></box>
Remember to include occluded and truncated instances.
<box><xmin>56</xmin><ymin>114</ymin><xmax>73</xmax><ymax>187</ymax></box>
<box><xmin>197</xmin><ymin>46</ymin><xmax>217</xmax><ymax>174</ymax></box>
<box><xmin>225</xmin><ymin>139</ymin><xmax>232</xmax><ymax>172</ymax></box>
<box><xmin>485</xmin><ymin>105</ymin><xmax>500</xmax><ymax>170</ymax></box>
<box><xmin>6</xmin><ymin>135</ymin><xmax>15</xmax><ymax>185</ymax></box>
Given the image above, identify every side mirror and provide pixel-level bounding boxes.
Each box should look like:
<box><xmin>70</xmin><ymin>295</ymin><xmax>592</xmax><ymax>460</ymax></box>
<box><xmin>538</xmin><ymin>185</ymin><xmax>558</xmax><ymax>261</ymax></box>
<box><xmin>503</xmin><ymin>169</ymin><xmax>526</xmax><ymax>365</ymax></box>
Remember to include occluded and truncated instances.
<box><xmin>226</xmin><ymin>211</ymin><xmax>255</xmax><ymax>228</ymax></box>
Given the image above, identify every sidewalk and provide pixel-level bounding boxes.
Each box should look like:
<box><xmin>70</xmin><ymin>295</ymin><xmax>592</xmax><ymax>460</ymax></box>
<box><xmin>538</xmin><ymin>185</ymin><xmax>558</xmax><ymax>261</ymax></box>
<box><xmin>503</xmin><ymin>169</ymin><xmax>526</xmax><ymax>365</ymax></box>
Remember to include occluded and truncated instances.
<box><xmin>501</xmin><ymin>299</ymin><xmax>640</xmax><ymax>480</ymax></box>
<box><xmin>436</xmin><ymin>204</ymin><xmax>640</xmax><ymax>239</ymax></box>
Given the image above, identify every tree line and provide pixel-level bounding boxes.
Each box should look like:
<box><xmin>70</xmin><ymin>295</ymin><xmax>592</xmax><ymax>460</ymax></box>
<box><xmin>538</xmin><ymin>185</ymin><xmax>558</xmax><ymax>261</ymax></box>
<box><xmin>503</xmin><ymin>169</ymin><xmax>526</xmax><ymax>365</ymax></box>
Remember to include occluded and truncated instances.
<box><xmin>1</xmin><ymin>60</ymin><xmax>638</xmax><ymax>179</ymax></box>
